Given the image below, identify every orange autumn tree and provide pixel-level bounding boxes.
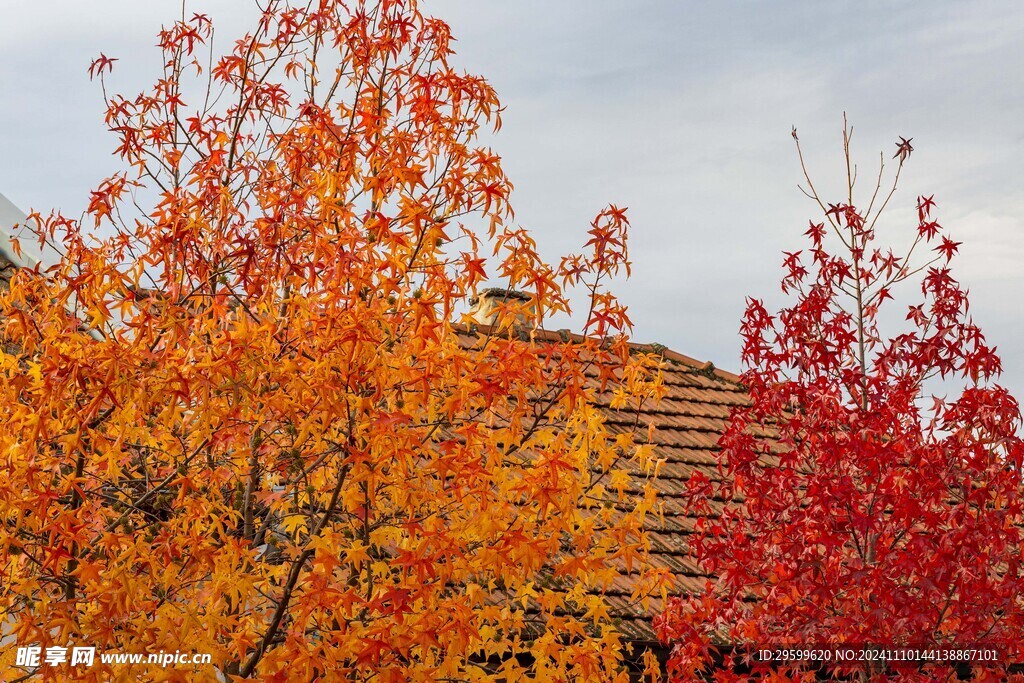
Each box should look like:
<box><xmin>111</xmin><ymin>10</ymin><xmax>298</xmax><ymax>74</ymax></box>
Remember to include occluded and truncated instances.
<box><xmin>0</xmin><ymin>2</ymin><xmax>667</xmax><ymax>680</ymax></box>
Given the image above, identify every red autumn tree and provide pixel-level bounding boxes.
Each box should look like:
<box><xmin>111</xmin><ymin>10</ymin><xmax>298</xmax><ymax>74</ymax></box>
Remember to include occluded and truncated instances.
<box><xmin>658</xmin><ymin>123</ymin><xmax>1024</xmax><ymax>682</ymax></box>
<box><xmin>0</xmin><ymin>1</ymin><xmax>668</xmax><ymax>681</ymax></box>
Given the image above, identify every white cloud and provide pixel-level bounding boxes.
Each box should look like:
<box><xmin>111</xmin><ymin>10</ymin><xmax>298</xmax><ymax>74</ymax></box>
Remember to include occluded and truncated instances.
<box><xmin>3</xmin><ymin>0</ymin><xmax>1024</xmax><ymax>396</ymax></box>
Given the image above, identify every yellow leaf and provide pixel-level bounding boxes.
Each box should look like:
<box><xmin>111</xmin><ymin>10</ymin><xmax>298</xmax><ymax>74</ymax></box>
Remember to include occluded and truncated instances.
<box><xmin>344</xmin><ymin>540</ymin><xmax>369</xmax><ymax>566</ymax></box>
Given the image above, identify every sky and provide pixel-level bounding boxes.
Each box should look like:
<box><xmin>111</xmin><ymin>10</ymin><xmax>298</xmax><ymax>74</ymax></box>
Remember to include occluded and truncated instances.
<box><xmin>2</xmin><ymin>1</ymin><xmax>1024</xmax><ymax>397</ymax></box>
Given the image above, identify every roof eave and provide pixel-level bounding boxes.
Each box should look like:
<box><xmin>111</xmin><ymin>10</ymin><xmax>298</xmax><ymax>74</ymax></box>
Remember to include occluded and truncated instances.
<box><xmin>0</xmin><ymin>192</ymin><xmax>44</xmax><ymax>270</ymax></box>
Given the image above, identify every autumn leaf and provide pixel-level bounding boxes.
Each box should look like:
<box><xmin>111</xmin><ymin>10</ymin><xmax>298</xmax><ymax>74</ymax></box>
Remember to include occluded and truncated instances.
<box><xmin>87</xmin><ymin>52</ymin><xmax>118</xmax><ymax>80</ymax></box>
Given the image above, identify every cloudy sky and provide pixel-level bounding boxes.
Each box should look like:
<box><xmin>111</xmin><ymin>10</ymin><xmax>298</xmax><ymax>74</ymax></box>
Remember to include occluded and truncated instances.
<box><xmin>2</xmin><ymin>1</ymin><xmax>1023</xmax><ymax>396</ymax></box>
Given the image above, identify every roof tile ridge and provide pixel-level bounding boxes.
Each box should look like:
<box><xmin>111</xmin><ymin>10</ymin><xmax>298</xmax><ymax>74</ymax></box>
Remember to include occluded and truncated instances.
<box><xmin>450</xmin><ymin>322</ymin><xmax>743</xmax><ymax>384</ymax></box>
<box><xmin>661</xmin><ymin>349</ymin><xmax>741</xmax><ymax>384</ymax></box>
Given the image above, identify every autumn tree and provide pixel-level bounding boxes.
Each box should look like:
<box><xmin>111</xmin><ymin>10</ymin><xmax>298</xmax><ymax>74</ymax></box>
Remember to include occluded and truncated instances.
<box><xmin>658</xmin><ymin>123</ymin><xmax>1024</xmax><ymax>682</ymax></box>
<box><xmin>0</xmin><ymin>2</ymin><xmax>667</xmax><ymax>680</ymax></box>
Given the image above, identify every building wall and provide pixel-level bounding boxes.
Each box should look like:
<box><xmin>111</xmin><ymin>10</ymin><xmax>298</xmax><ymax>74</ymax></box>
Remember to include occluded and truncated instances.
<box><xmin>0</xmin><ymin>249</ymin><xmax>12</xmax><ymax>289</ymax></box>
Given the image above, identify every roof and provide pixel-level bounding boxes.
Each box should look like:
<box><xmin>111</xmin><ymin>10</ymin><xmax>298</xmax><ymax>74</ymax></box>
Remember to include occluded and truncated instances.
<box><xmin>458</xmin><ymin>325</ymin><xmax>746</xmax><ymax>643</ymax></box>
<box><xmin>0</xmin><ymin>193</ymin><xmax>23</xmax><ymax>284</ymax></box>
<box><xmin>597</xmin><ymin>341</ymin><xmax>743</xmax><ymax>642</ymax></box>
<box><xmin>0</xmin><ymin>192</ymin><xmax>48</xmax><ymax>271</ymax></box>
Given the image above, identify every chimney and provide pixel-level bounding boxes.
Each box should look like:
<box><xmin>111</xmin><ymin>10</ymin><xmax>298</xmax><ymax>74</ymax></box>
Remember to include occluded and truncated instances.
<box><xmin>467</xmin><ymin>288</ymin><xmax>537</xmax><ymax>328</ymax></box>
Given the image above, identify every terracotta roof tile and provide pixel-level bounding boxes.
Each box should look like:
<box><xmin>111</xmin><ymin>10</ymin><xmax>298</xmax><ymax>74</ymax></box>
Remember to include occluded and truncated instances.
<box><xmin>456</xmin><ymin>324</ymin><xmax>749</xmax><ymax>642</ymax></box>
